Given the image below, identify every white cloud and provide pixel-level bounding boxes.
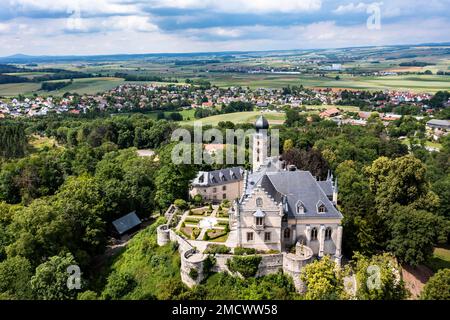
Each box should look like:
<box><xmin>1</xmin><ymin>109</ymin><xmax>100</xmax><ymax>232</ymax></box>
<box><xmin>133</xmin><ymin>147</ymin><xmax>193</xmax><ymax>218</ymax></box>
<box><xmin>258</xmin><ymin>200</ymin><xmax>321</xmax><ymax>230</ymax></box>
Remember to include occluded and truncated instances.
<box><xmin>151</xmin><ymin>0</ymin><xmax>322</xmax><ymax>13</ymax></box>
<box><xmin>9</xmin><ymin>0</ymin><xmax>140</xmax><ymax>17</ymax></box>
<box><xmin>334</xmin><ymin>2</ymin><xmax>376</xmax><ymax>14</ymax></box>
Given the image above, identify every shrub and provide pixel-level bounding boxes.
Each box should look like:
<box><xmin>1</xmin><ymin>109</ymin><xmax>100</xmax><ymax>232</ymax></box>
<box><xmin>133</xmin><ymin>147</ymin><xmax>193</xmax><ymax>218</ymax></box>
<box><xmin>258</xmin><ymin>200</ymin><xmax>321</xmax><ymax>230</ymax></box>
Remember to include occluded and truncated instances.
<box><xmin>203</xmin><ymin>255</ymin><xmax>216</xmax><ymax>276</ymax></box>
<box><xmin>77</xmin><ymin>290</ymin><xmax>99</xmax><ymax>300</ymax></box>
<box><xmin>102</xmin><ymin>272</ymin><xmax>136</xmax><ymax>300</ymax></box>
<box><xmin>224</xmin><ymin>224</ymin><xmax>230</xmax><ymax>233</ymax></box>
<box><xmin>174</xmin><ymin>199</ymin><xmax>188</xmax><ymax>211</ymax></box>
<box><xmin>204</xmin><ymin>244</ymin><xmax>231</xmax><ymax>254</ymax></box>
<box><xmin>203</xmin><ymin>231</ymin><xmax>210</xmax><ymax>241</ymax></box>
<box><xmin>193</xmin><ymin>194</ymin><xmax>202</xmax><ymax>205</ymax></box>
<box><xmin>226</xmin><ymin>255</ymin><xmax>262</xmax><ymax>278</ymax></box>
<box><xmin>234</xmin><ymin>247</ymin><xmax>257</xmax><ymax>255</ymax></box>
<box><xmin>421</xmin><ymin>269</ymin><xmax>450</xmax><ymax>300</ymax></box>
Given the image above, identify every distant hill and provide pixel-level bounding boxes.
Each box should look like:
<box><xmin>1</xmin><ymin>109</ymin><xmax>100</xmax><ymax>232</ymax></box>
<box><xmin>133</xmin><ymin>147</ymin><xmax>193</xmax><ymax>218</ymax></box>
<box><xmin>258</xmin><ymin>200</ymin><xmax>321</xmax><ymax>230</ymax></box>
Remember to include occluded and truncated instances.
<box><xmin>1</xmin><ymin>42</ymin><xmax>449</xmax><ymax>64</ymax></box>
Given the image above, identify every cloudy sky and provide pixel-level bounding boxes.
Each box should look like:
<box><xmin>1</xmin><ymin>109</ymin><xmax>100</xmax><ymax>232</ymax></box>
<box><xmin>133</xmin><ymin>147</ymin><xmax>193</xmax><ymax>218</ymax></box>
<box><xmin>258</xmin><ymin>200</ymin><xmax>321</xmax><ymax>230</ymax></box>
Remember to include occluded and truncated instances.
<box><xmin>0</xmin><ymin>0</ymin><xmax>449</xmax><ymax>56</ymax></box>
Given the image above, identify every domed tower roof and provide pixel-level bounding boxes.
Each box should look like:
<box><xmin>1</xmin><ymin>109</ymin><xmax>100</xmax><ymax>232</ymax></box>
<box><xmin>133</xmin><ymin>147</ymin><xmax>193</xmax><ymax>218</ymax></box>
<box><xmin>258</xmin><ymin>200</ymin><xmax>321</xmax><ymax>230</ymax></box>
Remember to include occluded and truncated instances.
<box><xmin>255</xmin><ymin>114</ymin><xmax>269</xmax><ymax>131</ymax></box>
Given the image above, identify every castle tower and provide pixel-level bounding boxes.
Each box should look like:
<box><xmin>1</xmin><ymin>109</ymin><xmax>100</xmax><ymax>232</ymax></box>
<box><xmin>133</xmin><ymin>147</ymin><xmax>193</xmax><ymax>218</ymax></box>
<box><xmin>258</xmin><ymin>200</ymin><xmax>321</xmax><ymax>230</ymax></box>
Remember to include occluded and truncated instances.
<box><xmin>253</xmin><ymin>115</ymin><xmax>269</xmax><ymax>172</ymax></box>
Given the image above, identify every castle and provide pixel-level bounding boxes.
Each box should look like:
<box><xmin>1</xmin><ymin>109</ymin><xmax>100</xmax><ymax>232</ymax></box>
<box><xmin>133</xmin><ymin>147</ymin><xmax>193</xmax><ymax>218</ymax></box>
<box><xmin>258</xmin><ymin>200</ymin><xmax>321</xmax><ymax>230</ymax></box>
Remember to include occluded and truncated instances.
<box><xmin>157</xmin><ymin>115</ymin><xmax>344</xmax><ymax>290</ymax></box>
<box><xmin>227</xmin><ymin>115</ymin><xmax>343</xmax><ymax>262</ymax></box>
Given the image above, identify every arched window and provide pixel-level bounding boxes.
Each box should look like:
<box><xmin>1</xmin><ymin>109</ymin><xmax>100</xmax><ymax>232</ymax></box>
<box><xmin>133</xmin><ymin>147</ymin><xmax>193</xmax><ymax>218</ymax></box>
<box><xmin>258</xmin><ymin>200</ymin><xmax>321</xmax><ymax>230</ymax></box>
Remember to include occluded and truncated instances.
<box><xmin>284</xmin><ymin>228</ymin><xmax>291</xmax><ymax>239</ymax></box>
<box><xmin>311</xmin><ymin>228</ymin><xmax>318</xmax><ymax>241</ymax></box>
<box><xmin>256</xmin><ymin>197</ymin><xmax>263</xmax><ymax>207</ymax></box>
<box><xmin>325</xmin><ymin>227</ymin><xmax>332</xmax><ymax>240</ymax></box>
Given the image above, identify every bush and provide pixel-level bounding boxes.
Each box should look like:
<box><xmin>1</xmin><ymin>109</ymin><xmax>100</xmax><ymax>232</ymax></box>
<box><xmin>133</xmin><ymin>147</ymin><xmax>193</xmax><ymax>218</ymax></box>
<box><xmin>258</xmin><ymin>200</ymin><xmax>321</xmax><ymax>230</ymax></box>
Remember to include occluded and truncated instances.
<box><xmin>189</xmin><ymin>268</ymin><xmax>199</xmax><ymax>280</ymax></box>
<box><xmin>234</xmin><ymin>247</ymin><xmax>257</xmax><ymax>255</ymax></box>
<box><xmin>226</xmin><ymin>255</ymin><xmax>262</xmax><ymax>278</ymax></box>
<box><xmin>77</xmin><ymin>290</ymin><xmax>99</xmax><ymax>300</ymax></box>
<box><xmin>102</xmin><ymin>272</ymin><xmax>136</xmax><ymax>300</ymax></box>
<box><xmin>421</xmin><ymin>269</ymin><xmax>450</xmax><ymax>300</ymax></box>
<box><xmin>203</xmin><ymin>255</ymin><xmax>216</xmax><ymax>276</ymax></box>
<box><xmin>203</xmin><ymin>231</ymin><xmax>210</xmax><ymax>241</ymax></box>
<box><xmin>174</xmin><ymin>199</ymin><xmax>188</xmax><ymax>211</ymax></box>
<box><xmin>193</xmin><ymin>194</ymin><xmax>202</xmax><ymax>205</ymax></box>
<box><xmin>204</xmin><ymin>244</ymin><xmax>231</xmax><ymax>254</ymax></box>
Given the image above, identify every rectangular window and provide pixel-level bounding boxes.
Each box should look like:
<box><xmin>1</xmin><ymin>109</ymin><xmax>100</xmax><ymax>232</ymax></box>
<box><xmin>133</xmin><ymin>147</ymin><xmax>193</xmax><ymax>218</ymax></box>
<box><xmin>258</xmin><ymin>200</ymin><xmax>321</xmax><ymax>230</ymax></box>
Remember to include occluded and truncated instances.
<box><xmin>213</xmin><ymin>195</ymin><xmax>217</xmax><ymax>200</ymax></box>
<box><xmin>222</xmin><ymin>193</ymin><xmax>226</xmax><ymax>199</ymax></box>
<box><xmin>256</xmin><ymin>217</ymin><xmax>264</xmax><ymax>226</ymax></box>
<box><xmin>264</xmin><ymin>232</ymin><xmax>271</xmax><ymax>241</ymax></box>
<box><xmin>213</xmin><ymin>187</ymin><xmax>217</xmax><ymax>193</ymax></box>
<box><xmin>222</xmin><ymin>185</ymin><xmax>226</xmax><ymax>191</ymax></box>
<box><xmin>247</xmin><ymin>232</ymin><xmax>254</xmax><ymax>241</ymax></box>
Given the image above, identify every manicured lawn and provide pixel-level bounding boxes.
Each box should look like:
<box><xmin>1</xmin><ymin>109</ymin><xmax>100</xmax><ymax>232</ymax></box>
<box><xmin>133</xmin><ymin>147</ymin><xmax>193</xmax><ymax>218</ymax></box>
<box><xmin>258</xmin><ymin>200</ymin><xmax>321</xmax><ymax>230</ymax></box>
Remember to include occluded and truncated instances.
<box><xmin>210</xmin><ymin>232</ymin><xmax>229</xmax><ymax>243</ymax></box>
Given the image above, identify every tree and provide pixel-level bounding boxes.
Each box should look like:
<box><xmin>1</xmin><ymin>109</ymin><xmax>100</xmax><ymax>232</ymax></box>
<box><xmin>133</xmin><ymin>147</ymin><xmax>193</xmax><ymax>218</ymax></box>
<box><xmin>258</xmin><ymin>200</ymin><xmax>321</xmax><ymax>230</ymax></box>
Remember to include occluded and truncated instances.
<box><xmin>353</xmin><ymin>253</ymin><xmax>408</xmax><ymax>300</ymax></box>
<box><xmin>420</xmin><ymin>269</ymin><xmax>450</xmax><ymax>300</ymax></box>
<box><xmin>386</xmin><ymin>205</ymin><xmax>449</xmax><ymax>266</ymax></box>
<box><xmin>366</xmin><ymin>155</ymin><xmax>439</xmax><ymax>212</ymax></box>
<box><xmin>30</xmin><ymin>253</ymin><xmax>79</xmax><ymax>300</ymax></box>
<box><xmin>102</xmin><ymin>271</ymin><xmax>136</xmax><ymax>300</ymax></box>
<box><xmin>336</xmin><ymin>161</ymin><xmax>378</xmax><ymax>256</ymax></box>
<box><xmin>300</xmin><ymin>256</ymin><xmax>345</xmax><ymax>300</ymax></box>
<box><xmin>282</xmin><ymin>148</ymin><xmax>330</xmax><ymax>180</ymax></box>
<box><xmin>283</xmin><ymin>139</ymin><xmax>294</xmax><ymax>152</ymax></box>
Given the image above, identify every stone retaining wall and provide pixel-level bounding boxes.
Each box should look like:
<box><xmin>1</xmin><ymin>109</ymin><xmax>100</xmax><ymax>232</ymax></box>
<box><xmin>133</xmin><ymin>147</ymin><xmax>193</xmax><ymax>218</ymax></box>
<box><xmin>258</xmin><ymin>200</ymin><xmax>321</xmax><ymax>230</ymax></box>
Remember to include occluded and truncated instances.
<box><xmin>157</xmin><ymin>226</ymin><xmax>314</xmax><ymax>292</ymax></box>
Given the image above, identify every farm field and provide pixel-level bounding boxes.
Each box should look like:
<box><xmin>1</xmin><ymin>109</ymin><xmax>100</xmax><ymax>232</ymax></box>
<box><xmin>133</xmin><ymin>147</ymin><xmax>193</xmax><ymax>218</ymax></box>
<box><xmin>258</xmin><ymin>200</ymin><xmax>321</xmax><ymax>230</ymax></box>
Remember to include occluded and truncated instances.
<box><xmin>209</xmin><ymin>73</ymin><xmax>450</xmax><ymax>93</ymax></box>
<box><xmin>0</xmin><ymin>82</ymin><xmax>41</xmax><ymax>96</ymax></box>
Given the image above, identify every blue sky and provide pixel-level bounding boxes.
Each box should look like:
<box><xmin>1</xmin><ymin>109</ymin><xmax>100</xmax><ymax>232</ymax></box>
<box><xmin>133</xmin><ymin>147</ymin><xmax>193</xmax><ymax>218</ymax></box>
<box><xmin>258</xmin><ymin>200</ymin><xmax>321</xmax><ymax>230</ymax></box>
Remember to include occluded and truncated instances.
<box><xmin>0</xmin><ymin>0</ymin><xmax>449</xmax><ymax>56</ymax></box>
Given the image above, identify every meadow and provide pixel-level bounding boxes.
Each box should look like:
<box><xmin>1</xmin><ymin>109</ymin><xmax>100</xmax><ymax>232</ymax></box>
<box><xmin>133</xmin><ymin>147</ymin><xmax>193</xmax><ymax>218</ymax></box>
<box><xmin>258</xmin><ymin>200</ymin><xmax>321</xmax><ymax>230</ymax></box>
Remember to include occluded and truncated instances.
<box><xmin>181</xmin><ymin>111</ymin><xmax>286</xmax><ymax>126</ymax></box>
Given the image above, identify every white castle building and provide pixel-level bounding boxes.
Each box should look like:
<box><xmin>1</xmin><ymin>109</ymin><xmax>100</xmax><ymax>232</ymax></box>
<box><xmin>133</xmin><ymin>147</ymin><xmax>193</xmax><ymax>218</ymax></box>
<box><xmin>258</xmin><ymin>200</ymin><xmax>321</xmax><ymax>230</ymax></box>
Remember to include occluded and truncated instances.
<box><xmin>159</xmin><ymin>115</ymin><xmax>344</xmax><ymax>289</ymax></box>
<box><xmin>227</xmin><ymin>115</ymin><xmax>343</xmax><ymax>263</ymax></box>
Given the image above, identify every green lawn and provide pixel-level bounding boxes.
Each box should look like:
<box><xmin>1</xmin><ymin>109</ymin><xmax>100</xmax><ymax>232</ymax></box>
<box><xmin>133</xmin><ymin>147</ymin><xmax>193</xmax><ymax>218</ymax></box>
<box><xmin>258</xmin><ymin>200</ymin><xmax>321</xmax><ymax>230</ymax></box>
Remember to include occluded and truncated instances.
<box><xmin>181</xmin><ymin>111</ymin><xmax>286</xmax><ymax>126</ymax></box>
<box><xmin>426</xmin><ymin>246</ymin><xmax>450</xmax><ymax>272</ymax></box>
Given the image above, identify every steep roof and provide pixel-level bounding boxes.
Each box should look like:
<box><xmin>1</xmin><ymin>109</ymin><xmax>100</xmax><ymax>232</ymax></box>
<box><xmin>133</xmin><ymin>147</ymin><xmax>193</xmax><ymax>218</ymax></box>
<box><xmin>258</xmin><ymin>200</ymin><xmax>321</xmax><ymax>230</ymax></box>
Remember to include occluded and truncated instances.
<box><xmin>244</xmin><ymin>170</ymin><xmax>342</xmax><ymax>220</ymax></box>
<box><xmin>191</xmin><ymin>166</ymin><xmax>244</xmax><ymax>187</ymax></box>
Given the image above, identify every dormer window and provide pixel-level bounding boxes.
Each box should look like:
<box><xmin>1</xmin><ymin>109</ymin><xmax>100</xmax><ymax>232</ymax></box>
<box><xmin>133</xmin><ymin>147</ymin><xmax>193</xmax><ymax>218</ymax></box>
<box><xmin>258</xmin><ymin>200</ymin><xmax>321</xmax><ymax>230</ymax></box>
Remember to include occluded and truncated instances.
<box><xmin>256</xmin><ymin>217</ymin><xmax>264</xmax><ymax>226</ymax></box>
<box><xmin>256</xmin><ymin>197</ymin><xmax>263</xmax><ymax>207</ymax></box>
<box><xmin>317</xmin><ymin>201</ymin><xmax>327</xmax><ymax>213</ymax></box>
<box><xmin>296</xmin><ymin>201</ymin><xmax>305</xmax><ymax>214</ymax></box>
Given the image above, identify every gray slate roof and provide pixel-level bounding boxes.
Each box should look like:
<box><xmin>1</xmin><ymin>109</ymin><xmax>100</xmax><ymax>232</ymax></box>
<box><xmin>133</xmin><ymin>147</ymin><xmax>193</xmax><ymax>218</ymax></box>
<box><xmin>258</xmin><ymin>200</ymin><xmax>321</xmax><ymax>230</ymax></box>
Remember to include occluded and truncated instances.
<box><xmin>245</xmin><ymin>170</ymin><xmax>342</xmax><ymax>219</ymax></box>
<box><xmin>426</xmin><ymin>119</ymin><xmax>450</xmax><ymax>129</ymax></box>
<box><xmin>317</xmin><ymin>180</ymin><xmax>333</xmax><ymax>197</ymax></box>
<box><xmin>192</xmin><ymin>166</ymin><xmax>244</xmax><ymax>187</ymax></box>
<box><xmin>112</xmin><ymin>211</ymin><xmax>141</xmax><ymax>235</ymax></box>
